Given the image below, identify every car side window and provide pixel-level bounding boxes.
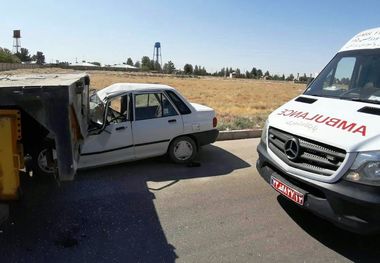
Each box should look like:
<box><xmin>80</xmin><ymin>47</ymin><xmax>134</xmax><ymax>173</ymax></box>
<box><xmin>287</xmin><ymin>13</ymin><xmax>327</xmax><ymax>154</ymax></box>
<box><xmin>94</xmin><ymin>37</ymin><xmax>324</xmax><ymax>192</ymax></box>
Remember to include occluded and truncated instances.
<box><xmin>165</xmin><ymin>90</ymin><xmax>192</xmax><ymax>114</ymax></box>
<box><xmin>107</xmin><ymin>95</ymin><xmax>130</xmax><ymax>124</ymax></box>
<box><xmin>162</xmin><ymin>94</ymin><xmax>178</xmax><ymax>117</ymax></box>
<box><xmin>134</xmin><ymin>92</ymin><xmax>178</xmax><ymax>120</ymax></box>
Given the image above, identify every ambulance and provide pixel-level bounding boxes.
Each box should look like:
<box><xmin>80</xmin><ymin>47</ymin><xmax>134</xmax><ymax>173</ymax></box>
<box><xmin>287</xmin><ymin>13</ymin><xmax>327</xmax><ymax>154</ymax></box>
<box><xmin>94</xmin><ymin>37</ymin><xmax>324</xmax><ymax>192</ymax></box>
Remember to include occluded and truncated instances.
<box><xmin>257</xmin><ymin>27</ymin><xmax>380</xmax><ymax>234</ymax></box>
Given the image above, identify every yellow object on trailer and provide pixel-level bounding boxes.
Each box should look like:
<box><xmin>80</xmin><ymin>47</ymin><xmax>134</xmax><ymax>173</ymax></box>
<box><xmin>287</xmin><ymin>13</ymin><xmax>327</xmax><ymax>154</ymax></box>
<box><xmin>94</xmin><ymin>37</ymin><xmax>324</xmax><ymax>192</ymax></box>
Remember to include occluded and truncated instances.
<box><xmin>0</xmin><ymin>109</ymin><xmax>24</xmax><ymax>200</ymax></box>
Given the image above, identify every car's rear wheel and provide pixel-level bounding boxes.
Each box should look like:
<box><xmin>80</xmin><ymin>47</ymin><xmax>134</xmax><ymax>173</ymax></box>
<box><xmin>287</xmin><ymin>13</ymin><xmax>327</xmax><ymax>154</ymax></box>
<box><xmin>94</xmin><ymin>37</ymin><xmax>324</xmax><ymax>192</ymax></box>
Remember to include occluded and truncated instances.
<box><xmin>169</xmin><ymin>136</ymin><xmax>197</xmax><ymax>164</ymax></box>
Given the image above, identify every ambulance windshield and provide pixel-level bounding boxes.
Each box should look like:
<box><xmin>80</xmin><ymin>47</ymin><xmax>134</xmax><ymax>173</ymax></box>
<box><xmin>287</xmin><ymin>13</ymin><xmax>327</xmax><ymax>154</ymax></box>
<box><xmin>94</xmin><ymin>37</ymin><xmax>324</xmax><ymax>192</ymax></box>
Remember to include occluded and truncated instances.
<box><xmin>305</xmin><ymin>50</ymin><xmax>380</xmax><ymax>104</ymax></box>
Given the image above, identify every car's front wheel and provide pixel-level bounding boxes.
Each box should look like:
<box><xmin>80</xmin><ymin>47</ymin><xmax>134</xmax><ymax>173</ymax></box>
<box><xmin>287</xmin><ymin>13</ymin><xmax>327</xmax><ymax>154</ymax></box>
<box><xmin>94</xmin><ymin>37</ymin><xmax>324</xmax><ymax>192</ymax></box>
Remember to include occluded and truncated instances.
<box><xmin>168</xmin><ymin>136</ymin><xmax>197</xmax><ymax>164</ymax></box>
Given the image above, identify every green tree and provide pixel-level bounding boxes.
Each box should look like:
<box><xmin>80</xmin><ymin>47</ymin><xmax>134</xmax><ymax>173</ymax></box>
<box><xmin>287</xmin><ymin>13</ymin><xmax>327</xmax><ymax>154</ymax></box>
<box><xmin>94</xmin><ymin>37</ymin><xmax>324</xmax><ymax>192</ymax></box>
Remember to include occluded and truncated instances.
<box><xmin>286</xmin><ymin>73</ymin><xmax>295</xmax><ymax>81</ymax></box>
<box><xmin>149</xmin><ymin>59</ymin><xmax>155</xmax><ymax>70</ymax></box>
<box><xmin>154</xmin><ymin>61</ymin><xmax>162</xmax><ymax>71</ymax></box>
<box><xmin>0</xmin><ymin>48</ymin><xmax>20</xmax><ymax>63</ymax></box>
<box><xmin>226</xmin><ymin>67</ymin><xmax>230</xmax><ymax>77</ymax></box>
<box><xmin>245</xmin><ymin>70</ymin><xmax>251</xmax><ymax>78</ymax></box>
<box><xmin>126</xmin><ymin>57</ymin><xmax>133</xmax><ymax>66</ymax></box>
<box><xmin>163</xmin><ymin>60</ymin><xmax>175</xmax><ymax>74</ymax></box>
<box><xmin>220</xmin><ymin>67</ymin><xmax>225</xmax><ymax>77</ymax></box>
<box><xmin>184</xmin><ymin>64</ymin><xmax>193</xmax><ymax>74</ymax></box>
<box><xmin>201</xmin><ymin>66</ymin><xmax>207</xmax><ymax>76</ymax></box>
<box><xmin>235</xmin><ymin>68</ymin><xmax>241</xmax><ymax>78</ymax></box>
<box><xmin>273</xmin><ymin>74</ymin><xmax>281</xmax><ymax>80</ymax></box>
<box><xmin>194</xmin><ymin>65</ymin><xmax>199</xmax><ymax>75</ymax></box>
<box><xmin>250</xmin><ymin>67</ymin><xmax>257</xmax><ymax>78</ymax></box>
<box><xmin>134</xmin><ymin>61</ymin><xmax>141</xmax><ymax>68</ymax></box>
<box><xmin>257</xmin><ymin>69</ymin><xmax>263</xmax><ymax>79</ymax></box>
<box><xmin>141</xmin><ymin>56</ymin><xmax>151</xmax><ymax>71</ymax></box>
<box><xmin>32</xmin><ymin>51</ymin><xmax>45</xmax><ymax>65</ymax></box>
<box><xmin>15</xmin><ymin>48</ymin><xmax>31</xmax><ymax>62</ymax></box>
<box><xmin>299</xmin><ymin>73</ymin><xmax>308</xmax><ymax>82</ymax></box>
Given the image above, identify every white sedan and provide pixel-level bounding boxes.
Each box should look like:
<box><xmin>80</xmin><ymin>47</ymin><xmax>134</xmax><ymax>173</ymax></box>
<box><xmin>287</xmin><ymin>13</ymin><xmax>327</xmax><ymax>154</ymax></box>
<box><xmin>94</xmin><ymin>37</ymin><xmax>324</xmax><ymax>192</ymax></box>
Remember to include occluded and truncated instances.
<box><xmin>78</xmin><ymin>83</ymin><xmax>219</xmax><ymax>169</ymax></box>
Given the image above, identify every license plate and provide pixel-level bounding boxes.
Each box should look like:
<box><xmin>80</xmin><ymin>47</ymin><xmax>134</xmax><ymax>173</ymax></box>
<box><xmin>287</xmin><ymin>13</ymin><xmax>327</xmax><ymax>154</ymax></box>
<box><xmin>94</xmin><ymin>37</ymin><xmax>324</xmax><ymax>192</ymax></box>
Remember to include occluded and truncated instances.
<box><xmin>270</xmin><ymin>176</ymin><xmax>304</xmax><ymax>205</ymax></box>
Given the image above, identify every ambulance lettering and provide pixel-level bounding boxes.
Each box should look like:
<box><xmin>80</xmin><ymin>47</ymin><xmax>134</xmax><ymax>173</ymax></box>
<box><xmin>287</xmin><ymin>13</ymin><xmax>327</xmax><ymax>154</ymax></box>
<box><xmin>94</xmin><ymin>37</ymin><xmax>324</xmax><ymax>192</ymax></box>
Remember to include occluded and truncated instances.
<box><xmin>277</xmin><ymin>109</ymin><xmax>367</xmax><ymax>136</ymax></box>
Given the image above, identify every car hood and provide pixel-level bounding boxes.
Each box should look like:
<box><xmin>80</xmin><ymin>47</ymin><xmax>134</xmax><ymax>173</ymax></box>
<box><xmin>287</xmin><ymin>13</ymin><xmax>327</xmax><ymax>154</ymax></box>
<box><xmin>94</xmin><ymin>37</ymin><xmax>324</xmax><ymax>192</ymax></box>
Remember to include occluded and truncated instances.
<box><xmin>268</xmin><ymin>95</ymin><xmax>380</xmax><ymax>152</ymax></box>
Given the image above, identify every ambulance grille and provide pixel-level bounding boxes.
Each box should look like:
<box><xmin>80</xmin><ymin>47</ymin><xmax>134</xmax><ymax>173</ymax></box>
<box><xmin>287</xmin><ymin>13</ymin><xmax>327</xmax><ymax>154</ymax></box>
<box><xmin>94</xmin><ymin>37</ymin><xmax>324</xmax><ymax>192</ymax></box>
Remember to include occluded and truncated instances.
<box><xmin>268</xmin><ymin>127</ymin><xmax>346</xmax><ymax>176</ymax></box>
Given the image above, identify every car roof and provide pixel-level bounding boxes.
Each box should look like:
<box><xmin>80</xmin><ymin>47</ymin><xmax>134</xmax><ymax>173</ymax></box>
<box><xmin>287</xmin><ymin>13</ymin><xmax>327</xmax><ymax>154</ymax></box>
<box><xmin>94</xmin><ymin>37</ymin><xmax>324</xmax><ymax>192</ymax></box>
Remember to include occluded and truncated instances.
<box><xmin>339</xmin><ymin>27</ymin><xmax>380</xmax><ymax>52</ymax></box>
<box><xmin>97</xmin><ymin>83</ymin><xmax>176</xmax><ymax>100</ymax></box>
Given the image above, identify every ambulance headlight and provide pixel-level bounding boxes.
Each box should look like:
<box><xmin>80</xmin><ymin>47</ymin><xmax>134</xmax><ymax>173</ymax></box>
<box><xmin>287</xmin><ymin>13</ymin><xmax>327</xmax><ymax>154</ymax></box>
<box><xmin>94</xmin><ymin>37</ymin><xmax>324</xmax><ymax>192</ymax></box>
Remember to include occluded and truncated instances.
<box><xmin>345</xmin><ymin>151</ymin><xmax>380</xmax><ymax>186</ymax></box>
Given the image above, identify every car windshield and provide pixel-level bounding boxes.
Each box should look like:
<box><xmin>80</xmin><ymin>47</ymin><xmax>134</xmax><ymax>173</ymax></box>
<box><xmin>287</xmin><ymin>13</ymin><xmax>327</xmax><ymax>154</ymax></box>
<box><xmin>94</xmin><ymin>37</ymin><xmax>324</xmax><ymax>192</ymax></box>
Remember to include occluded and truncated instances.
<box><xmin>89</xmin><ymin>92</ymin><xmax>106</xmax><ymax>126</ymax></box>
<box><xmin>304</xmin><ymin>49</ymin><xmax>380</xmax><ymax>104</ymax></box>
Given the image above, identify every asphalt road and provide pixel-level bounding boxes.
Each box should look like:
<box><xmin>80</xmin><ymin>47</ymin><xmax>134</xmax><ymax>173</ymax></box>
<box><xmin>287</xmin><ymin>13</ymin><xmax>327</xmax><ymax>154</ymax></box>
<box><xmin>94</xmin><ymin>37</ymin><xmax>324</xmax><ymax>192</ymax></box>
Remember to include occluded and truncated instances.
<box><xmin>1</xmin><ymin>138</ymin><xmax>380</xmax><ymax>262</ymax></box>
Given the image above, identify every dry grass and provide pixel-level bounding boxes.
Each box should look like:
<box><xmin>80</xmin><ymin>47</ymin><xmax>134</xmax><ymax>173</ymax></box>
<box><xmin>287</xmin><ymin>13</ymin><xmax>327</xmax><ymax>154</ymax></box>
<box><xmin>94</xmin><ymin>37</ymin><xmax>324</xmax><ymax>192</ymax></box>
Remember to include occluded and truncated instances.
<box><xmin>2</xmin><ymin>68</ymin><xmax>305</xmax><ymax>129</ymax></box>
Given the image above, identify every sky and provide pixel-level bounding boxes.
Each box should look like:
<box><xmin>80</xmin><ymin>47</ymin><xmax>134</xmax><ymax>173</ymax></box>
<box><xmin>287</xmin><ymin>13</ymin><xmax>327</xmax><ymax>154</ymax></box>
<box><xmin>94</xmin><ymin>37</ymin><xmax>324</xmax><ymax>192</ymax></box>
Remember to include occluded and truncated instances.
<box><xmin>1</xmin><ymin>0</ymin><xmax>380</xmax><ymax>75</ymax></box>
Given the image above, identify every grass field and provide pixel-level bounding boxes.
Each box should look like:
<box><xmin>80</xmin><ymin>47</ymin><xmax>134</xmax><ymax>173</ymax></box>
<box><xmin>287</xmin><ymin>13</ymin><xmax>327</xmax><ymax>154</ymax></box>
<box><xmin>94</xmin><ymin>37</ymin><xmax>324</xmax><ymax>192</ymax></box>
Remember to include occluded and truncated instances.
<box><xmin>3</xmin><ymin>68</ymin><xmax>305</xmax><ymax>130</ymax></box>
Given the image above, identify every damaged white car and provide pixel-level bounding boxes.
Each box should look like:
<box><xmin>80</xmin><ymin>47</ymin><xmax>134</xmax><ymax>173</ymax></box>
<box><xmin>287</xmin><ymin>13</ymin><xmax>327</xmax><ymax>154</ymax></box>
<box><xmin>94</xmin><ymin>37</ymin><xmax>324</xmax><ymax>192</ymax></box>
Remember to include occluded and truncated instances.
<box><xmin>78</xmin><ymin>83</ymin><xmax>219</xmax><ymax>169</ymax></box>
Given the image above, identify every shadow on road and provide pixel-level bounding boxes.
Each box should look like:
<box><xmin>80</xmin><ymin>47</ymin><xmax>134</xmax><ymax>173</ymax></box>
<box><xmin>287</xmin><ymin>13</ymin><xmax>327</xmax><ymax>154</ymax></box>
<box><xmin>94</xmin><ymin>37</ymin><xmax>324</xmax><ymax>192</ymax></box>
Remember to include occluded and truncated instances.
<box><xmin>0</xmin><ymin>144</ymin><xmax>250</xmax><ymax>262</ymax></box>
<box><xmin>277</xmin><ymin>195</ymin><xmax>380</xmax><ymax>263</ymax></box>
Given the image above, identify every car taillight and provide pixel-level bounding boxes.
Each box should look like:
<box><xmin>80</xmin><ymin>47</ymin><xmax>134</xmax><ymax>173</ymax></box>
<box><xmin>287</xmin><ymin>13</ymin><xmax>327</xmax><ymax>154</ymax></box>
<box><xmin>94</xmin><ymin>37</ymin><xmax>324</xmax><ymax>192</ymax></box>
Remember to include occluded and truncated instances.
<box><xmin>213</xmin><ymin>117</ymin><xmax>217</xmax><ymax>128</ymax></box>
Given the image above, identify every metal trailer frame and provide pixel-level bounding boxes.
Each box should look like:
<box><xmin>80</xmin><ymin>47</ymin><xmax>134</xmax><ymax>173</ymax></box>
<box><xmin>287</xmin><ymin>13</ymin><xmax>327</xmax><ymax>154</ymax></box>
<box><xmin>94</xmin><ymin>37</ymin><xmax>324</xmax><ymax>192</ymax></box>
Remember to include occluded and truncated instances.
<box><xmin>0</xmin><ymin>109</ymin><xmax>23</xmax><ymax>200</ymax></box>
<box><xmin>0</xmin><ymin>73</ymin><xmax>90</xmax><ymax>183</ymax></box>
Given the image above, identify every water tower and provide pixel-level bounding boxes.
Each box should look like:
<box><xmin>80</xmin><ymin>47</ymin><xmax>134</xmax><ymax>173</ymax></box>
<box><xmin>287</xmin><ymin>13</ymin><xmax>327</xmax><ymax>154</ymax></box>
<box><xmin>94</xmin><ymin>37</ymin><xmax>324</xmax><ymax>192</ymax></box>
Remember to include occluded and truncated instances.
<box><xmin>13</xmin><ymin>30</ymin><xmax>21</xmax><ymax>53</ymax></box>
<box><xmin>152</xmin><ymin>42</ymin><xmax>162</xmax><ymax>70</ymax></box>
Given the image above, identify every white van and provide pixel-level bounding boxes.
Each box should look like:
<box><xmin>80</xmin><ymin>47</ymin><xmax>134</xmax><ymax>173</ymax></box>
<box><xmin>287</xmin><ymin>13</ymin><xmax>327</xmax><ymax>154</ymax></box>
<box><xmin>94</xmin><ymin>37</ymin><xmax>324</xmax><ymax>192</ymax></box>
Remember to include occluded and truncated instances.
<box><xmin>257</xmin><ymin>27</ymin><xmax>380</xmax><ymax>234</ymax></box>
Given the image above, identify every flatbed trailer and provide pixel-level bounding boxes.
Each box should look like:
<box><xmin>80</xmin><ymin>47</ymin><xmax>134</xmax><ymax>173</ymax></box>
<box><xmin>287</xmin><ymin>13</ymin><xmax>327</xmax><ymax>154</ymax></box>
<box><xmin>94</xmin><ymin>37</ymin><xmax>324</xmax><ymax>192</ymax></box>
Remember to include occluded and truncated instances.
<box><xmin>0</xmin><ymin>73</ymin><xmax>90</xmax><ymax>204</ymax></box>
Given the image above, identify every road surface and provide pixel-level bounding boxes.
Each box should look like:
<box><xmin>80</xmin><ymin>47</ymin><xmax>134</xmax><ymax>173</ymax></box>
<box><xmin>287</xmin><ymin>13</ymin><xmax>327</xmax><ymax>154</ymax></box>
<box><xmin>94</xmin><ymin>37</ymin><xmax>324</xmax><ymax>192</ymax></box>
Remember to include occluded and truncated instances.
<box><xmin>1</xmin><ymin>139</ymin><xmax>380</xmax><ymax>262</ymax></box>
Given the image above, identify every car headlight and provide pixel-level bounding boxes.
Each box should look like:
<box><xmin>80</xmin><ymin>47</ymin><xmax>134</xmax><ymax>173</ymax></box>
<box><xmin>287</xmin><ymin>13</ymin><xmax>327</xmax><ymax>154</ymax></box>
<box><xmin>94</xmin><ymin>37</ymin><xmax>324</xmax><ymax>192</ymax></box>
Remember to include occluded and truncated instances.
<box><xmin>261</xmin><ymin>119</ymin><xmax>269</xmax><ymax>145</ymax></box>
<box><xmin>345</xmin><ymin>151</ymin><xmax>380</xmax><ymax>186</ymax></box>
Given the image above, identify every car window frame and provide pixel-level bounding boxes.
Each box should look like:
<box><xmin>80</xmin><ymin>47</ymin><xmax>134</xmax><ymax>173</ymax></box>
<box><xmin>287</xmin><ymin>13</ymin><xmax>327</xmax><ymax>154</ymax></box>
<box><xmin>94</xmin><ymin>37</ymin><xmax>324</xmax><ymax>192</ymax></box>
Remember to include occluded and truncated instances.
<box><xmin>132</xmin><ymin>90</ymin><xmax>180</xmax><ymax>121</ymax></box>
<box><xmin>165</xmin><ymin>90</ymin><xmax>192</xmax><ymax>115</ymax></box>
<box><xmin>104</xmin><ymin>92</ymin><xmax>131</xmax><ymax>125</ymax></box>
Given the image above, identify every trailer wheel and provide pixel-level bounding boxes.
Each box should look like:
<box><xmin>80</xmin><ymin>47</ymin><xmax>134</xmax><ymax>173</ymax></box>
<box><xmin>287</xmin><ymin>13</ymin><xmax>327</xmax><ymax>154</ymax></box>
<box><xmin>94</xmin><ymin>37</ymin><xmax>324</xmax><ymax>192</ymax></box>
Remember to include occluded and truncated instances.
<box><xmin>31</xmin><ymin>141</ymin><xmax>56</xmax><ymax>179</ymax></box>
<box><xmin>168</xmin><ymin>136</ymin><xmax>197</xmax><ymax>164</ymax></box>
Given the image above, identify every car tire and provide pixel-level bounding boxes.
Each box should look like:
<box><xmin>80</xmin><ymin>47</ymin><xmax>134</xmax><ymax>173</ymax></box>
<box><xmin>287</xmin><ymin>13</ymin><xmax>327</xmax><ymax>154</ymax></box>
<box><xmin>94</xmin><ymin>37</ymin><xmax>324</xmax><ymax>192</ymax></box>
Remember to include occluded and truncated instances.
<box><xmin>168</xmin><ymin>136</ymin><xmax>197</xmax><ymax>164</ymax></box>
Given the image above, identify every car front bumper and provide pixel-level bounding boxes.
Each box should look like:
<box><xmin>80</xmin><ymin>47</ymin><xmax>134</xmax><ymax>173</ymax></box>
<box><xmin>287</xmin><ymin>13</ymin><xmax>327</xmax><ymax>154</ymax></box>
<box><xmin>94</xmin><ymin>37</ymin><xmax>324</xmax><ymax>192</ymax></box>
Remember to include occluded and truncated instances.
<box><xmin>256</xmin><ymin>141</ymin><xmax>380</xmax><ymax>234</ymax></box>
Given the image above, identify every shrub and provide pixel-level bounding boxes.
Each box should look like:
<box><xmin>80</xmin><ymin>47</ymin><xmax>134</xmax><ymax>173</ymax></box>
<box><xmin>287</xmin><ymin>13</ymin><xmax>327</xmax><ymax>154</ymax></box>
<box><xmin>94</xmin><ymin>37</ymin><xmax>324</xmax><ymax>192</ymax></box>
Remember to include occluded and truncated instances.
<box><xmin>217</xmin><ymin>114</ymin><xmax>268</xmax><ymax>131</ymax></box>
<box><xmin>0</xmin><ymin>48</ymin><xmax>21</xmax><ymax>63</ymax></box>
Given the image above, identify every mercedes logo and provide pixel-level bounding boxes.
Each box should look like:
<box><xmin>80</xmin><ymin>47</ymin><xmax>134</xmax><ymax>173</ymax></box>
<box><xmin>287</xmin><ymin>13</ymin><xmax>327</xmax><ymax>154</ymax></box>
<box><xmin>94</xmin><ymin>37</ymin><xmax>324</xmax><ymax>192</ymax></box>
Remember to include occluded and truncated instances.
<box><xmin>284</xmin><ymin>138</ymin><xmax>300</xmax><ymax>160</ymax></box>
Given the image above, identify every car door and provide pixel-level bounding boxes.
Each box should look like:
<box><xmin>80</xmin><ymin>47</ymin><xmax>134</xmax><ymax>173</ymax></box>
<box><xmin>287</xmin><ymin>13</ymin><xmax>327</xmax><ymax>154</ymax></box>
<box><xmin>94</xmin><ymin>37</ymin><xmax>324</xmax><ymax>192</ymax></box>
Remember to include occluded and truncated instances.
<box><xmin>79</xmin><ymin>93</ymin><xmax>134</xmax><ymax>169</ymax></box>
<box><xmin>132</xmin><ymin>91</ymin><xmax>183</xmax><ymax>159</ymax></box>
